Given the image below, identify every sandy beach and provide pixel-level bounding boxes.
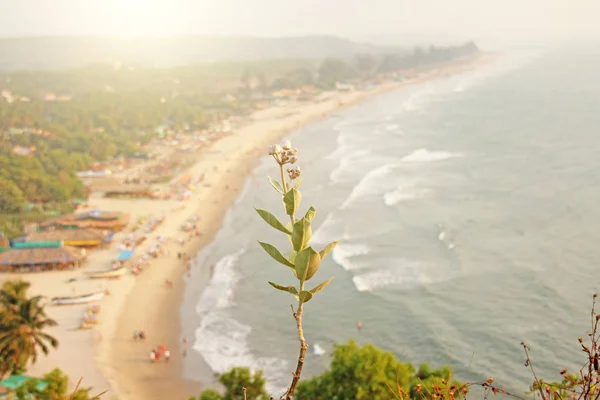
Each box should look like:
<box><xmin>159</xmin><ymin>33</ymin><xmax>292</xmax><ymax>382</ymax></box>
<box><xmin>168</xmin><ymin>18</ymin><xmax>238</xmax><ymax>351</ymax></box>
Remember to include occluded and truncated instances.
<box><xmin>1</xmin><ymin>54</ymin><xmax>496</xmax><ymax>400</ymax></box>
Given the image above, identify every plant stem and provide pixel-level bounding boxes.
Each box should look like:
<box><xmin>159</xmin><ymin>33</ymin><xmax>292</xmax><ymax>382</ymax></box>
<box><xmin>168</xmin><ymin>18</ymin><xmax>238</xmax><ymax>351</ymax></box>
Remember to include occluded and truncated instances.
<box><xmin>279</xmin><ymin>164</ymin><xmax>288</xmax><ymax>193</ymax></box>
<box><xmin>285</xmin><ymin>285</ymin><xmax>307</xmax><ymax>400</ymax></box>
<box><xmin>279</xmin><ymin>164</ymin><xmax>295</xmax><ymax>226</ymax></box>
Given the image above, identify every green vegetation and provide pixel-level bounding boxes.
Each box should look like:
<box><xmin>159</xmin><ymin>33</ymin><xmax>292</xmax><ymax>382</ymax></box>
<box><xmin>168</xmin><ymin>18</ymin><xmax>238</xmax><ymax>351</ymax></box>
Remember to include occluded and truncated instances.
<box><xmin>196</xmin><ymin>368</ymin><xmax>269</xmax><ymax>400</ymax></box>
<box><xmin>196</xmin><ymin>341</ymin><xmax>462</xmax><ymax>400</ymax></box>
<box><xmin>0</xmin><ymin>280</ymin><xmax>58</xmax><ymax>377</ymax></box>
<box><xmin>296</xmin><ymin>341</ymin><xmax>461</xmax><ymax>400</ymax></box>
<box><xmin>0</xmin><ymin>280</ymin><xmax>99</xmax><ymax>399</ymax></box>
<box><xmin>15</xmin><ymin>368</ymin><xmax>95</xmax><ymax>400</ymax></box>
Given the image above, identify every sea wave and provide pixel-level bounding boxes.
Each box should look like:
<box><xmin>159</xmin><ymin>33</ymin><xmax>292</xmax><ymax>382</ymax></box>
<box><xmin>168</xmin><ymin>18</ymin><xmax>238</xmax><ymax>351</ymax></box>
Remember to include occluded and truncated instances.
<box><xmin>401</xmin><ymin>148</ymin><xmax>463</xmax><ymax>163</ymax></box>
<box><xmin>383</xmin><ymin>180</ymin><xmax>430</xmax><ymax>206</ymax></box>
<box><xmin>194</xmin><ymin>249</ymin><xmax>287</xmax><ymax>393</ymax></box>
<box><xmin>340</xmin><ymin>163</ymin><xmax>396</xmax><ymax>209</ymax></box>
<box><xmin>352</xmin><ymin>262</ymin><xmax>424</xmax><ymax>292</ymax></box>
<box><xmin>196</xmin><ymin>250</ymin><xmax>244</xmax><ymax>315</ymax></box>
<box><xmin>331</xmin><ymin>242</ymin><xmax>371</xmax><ymax>271</ymax></box>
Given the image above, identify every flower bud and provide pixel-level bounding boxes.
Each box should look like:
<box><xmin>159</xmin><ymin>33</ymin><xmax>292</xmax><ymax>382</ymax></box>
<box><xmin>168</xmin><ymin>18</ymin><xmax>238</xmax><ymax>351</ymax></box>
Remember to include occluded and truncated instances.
<box><xmin>288</xmin><ymin>156</ymin><xmax>298</xmax><ymax>164</ymax></box>
<box><xmin>282</xmin><ymin>140</ymin><xmax>292</xmax><ymax>150</ymax></box>
<box><xmin>268</xmin><ymin>144</ymin><xmax>282</xmax><ymax>155</ymax></box>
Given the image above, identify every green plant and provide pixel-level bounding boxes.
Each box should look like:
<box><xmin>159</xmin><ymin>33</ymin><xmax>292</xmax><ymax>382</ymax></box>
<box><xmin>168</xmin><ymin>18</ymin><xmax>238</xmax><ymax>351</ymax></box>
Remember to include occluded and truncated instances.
<box><xmin>196</xmin><ymin>367</ymin><xmax>269</xmax><ymax>400</ymax></box>
<box><xmin>256</xmin><ymin>141</ymin><xmax>338</xmax><ymax>399</ymax></box>
<box><xmin>14</xmin><ymin>368</ymin><xmax>101</xmax><ymax>400</ymax></box>
<box><xmin>0</xmin><ymin>280</ymin><xmax>58</xmax><ymax>376</ymax></box>
<box><xmin>295</xmin><ymin>340</ymin><xmax>463</xmax><ymax>400</ymax></box>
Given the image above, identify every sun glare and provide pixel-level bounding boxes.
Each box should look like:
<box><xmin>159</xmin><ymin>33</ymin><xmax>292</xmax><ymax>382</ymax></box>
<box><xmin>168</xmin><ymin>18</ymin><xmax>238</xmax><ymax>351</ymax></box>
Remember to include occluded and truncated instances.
<box><xmin>108</xmin><ymin>0</ymin><xmax>180</xmax><ymax>37</ymax></box>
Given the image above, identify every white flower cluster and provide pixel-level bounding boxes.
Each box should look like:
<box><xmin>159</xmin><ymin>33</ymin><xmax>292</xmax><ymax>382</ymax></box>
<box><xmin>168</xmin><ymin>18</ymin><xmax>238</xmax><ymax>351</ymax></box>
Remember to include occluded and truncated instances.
<box><xmin>269</xmin><ymin>140</ymin><xmax>301</xmax><ymax>180</ymax></box>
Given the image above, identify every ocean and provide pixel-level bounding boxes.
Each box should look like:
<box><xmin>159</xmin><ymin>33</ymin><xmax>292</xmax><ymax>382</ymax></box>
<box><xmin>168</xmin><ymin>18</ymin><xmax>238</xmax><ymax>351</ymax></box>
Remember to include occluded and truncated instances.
<box><xmin>182</xmin><ymin>48</ymin><xmax>600</xmax><ymax>396</ymax></box>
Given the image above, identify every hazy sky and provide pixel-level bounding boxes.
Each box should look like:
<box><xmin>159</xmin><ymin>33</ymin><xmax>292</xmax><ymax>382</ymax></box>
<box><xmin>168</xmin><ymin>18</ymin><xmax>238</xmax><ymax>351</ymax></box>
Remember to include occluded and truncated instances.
<box><xmin>0</xmin><ymin>0</ymin><xmax>599</xmax><ymax>42</ymax></box>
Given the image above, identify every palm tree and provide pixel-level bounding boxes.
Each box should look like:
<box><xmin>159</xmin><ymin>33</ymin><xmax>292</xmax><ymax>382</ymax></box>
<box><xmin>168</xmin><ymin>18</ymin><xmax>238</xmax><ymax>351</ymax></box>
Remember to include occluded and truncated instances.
<box><xmin>0</xmin><ymin>280</ymin><xmax>31</xmax><ymax>311</ymax></box>
<box><xmin>0</xmin><ymin>280</ymin><xmax>58</xmax><ymax>376</ymax></box>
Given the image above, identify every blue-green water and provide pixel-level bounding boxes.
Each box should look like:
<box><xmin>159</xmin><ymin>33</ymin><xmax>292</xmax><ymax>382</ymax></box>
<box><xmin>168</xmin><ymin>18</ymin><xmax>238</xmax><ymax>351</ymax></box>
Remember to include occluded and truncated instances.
<box><xmin>182</xmin><ymin>48</ymin><xmax>600</xmax><ymax>396</ymax></box>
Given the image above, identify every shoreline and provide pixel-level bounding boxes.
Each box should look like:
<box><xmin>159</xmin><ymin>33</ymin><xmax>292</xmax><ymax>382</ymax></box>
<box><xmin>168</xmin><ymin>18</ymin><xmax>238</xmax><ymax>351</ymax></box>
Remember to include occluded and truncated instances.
<box><xmin>7</xmin><ymin>53</ymin><xmax>498</xmax><ymax>400</ymax></box>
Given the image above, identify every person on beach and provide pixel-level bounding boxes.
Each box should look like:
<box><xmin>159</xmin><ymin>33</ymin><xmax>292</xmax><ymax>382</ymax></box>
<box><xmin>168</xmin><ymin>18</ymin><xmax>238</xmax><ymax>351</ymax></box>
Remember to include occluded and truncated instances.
<box><xmin>150</xmin><ymin>350</ymin><xmax>156</xmax><ymax>363</ymax></box>
<box><xmin>357</xmin><ymin>321</ymin><xmax>363</xmax><ymax>331</ymax></box>
<box><xmin>164</xmin><ymin>349</ymin><xmax>171</xmax><ymax>363</ymax></box>
<box><xmin>133</xmin><ymin>330</ymin><xmax>139</xmax><ymax>340</ymax></box>
<box><xmin>182</xmin><ymin>337</ymin><xmax>188</xmax><ymax>358</ymax></box>
<box><xmin>139</xmin><ymin>330</ymin><xmax>146</xmax><ymax>340</ymax></box>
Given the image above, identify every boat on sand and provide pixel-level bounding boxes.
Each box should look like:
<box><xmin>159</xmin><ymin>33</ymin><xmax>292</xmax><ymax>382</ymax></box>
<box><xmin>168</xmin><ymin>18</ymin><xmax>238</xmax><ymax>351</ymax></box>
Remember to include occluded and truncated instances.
<box><xmin>51</xmin><ymin>291</ymin><xmax>105</xmax><ymax>305</ymax></box>
<box><xmin>87</xmin><ymin>266</ymin><xmax>126</xmax><ymax>279</ymax></box>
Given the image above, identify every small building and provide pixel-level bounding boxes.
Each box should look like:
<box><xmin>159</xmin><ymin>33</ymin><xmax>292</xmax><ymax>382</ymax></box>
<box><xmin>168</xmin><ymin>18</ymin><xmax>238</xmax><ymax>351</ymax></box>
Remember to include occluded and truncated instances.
<box><xmin>19</xmin><ymin>228</ymin><xmax>111</xmax><ymax>247</ymax></box>
<box><xmin>0</xmin><ymin>374</ymin><xmax>48</xmax><ymax>397</ymax></box>
<box><xmin>12</xmin><ymin>146</ymin><xmax>35</xmax><ymax>157</ymax></box>
<box><xmin>40</xmin><ymin>210</ymin><xmax>130</xmax><ymax>232</ymax></box>
<box><xmin>0</xmin><ymin>246</ymin><xmax>86</xmax><ymax>273</ymax></box>
<box><xmin>99</xmin><ymin>184</ymin><xmax>152</xmax><ymax>199</ymax></box>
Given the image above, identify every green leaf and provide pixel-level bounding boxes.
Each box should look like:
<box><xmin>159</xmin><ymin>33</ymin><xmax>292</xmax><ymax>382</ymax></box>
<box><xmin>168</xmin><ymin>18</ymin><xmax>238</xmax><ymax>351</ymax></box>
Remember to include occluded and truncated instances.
<box><xmin>305</xmin><ymin>251</ymin><xmax>322</xmax><ymax>281</ymax></box>
<box><xmin>293</xmin><ymin>178</ymin><xmax>304</xmax><ymax>190</ymax></box>
<box><xmin>289</xmin><ymin>251</ymin><xmax>298</xmax><ymax>264</ymax></box>
<box><xmin>255</xmin><ymin>208</ymin><xmax>291</xmax><ymax>234</ymax></box>
<box><xmin>308</xmin><ymin>277</ymin><xmax>334</xmax><ymax>295</ymax></box>
<box><xmin>269</xmin><ymin>282</ymin><xmax>298</xmax><ymax>295</ymax></box>
<box><xmin>298</xmin><ymin>290</ymin><xmax>313</xmax><ymax>303</ymax></box>
<box><xmin>304</xmin><ymin>206</ymin><xmax>316</xmax><ymax>222</ymax></box>
<box><xmin>283</xmin><ymin>188</ymin><xmax>302</xmax><ymax>217</ymax></box>
<box><xmin>285</xmin><ymin>222</ymin><xmax>294</xmax><ymax>248</ymax></box>
<box><xmin>294</xmin><ymin>247</ymin><xmax>321</xmax><ymax>282</ymax></box>
<box><xmin>268</xmin><ymin>176</ymin><xmax>285</xmax><ymax>195</ymax></box>
<box><xmin>289</xmin><ymin>251</ymin><xmax>299</xmax><ymax>278</ymax></box>
<box><xmin>258</xmin><ymin>242</ymin><xmax>295</xmax><ymax>268</ymax></box>
<box><xmin>319</xmin><ymin>241</ymin><xmax>339</xmax><ymax>260</ymax></box>
<box><xmin>291</xmin><ymin>217</ymin><xmax>312</xmax><ymax>251</ymax></box>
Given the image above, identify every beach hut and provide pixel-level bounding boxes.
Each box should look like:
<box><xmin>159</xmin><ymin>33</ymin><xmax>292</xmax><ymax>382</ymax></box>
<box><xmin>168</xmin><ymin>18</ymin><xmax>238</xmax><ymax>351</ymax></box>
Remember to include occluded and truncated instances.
<box><xmin>22</xmin><ymin>228</ymin><xmax>110</xmax><ymax>248</ymax></box>
<box><xmin>11</xmin><ymin>241</ymin><xmax>62</xmax><ymax>249</ymax></box>
<box><xmin>40</xmin><ymin>210</ymin><xmax>130</xmax><ymax>231</ymax></box>
<box><xmin>0</xmin><ymin>246</ymin><xmax>86</xmax><ymax>273</ymax></box>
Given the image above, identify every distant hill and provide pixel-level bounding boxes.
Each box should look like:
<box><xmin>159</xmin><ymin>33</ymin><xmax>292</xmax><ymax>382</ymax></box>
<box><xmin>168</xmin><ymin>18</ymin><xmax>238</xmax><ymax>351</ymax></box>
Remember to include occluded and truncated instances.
<box><xmin>0</xmin><ymin>35</ymin><xmax>401</xmax><ymax>71</ymax></box>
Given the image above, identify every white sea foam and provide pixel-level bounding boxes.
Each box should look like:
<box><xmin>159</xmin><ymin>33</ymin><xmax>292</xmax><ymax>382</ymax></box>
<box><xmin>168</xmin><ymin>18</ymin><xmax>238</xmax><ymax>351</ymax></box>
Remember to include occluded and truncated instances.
<box><xmin>352</xmin><ymin>263</ymin><xmax>425</xmax><ymax>292</ymax></box>
<box><xmin>194</xmin><ymin>249</ymin><xmax>287</xmax><ymax>393</ymax></box>
<box><xmin>385</xmin><ymin>124</ymin><xmax>400</xmax><ymax>131</ymax></box>
<box><xmin>383</xmin><ymin>180</ymin><xmax>430</xmax><ymax>206</ymax></box>
<box><xmin>331</xmin><ymin>243</ymin><xmax>370</xmax><ymax>271</ymax></box>
<box><xmin>340</xmin><ymin>163</ymin><xmax>396</xmax><ymax>209</ymax></box>
<box><xmin>196</xmin><ymin>250</ymin><xmax>244</xmax><ymax>315</ymax></box>
<box><xmin>193</xmin><ymin>313</ymin><xmax>287</xmax><ymax>394</ymax></box>
<box><xmin>312</xmin><ymin>343</ymin><xmax>326</xmax><ymax>356</ymax></box>
<box><xmin>401</xmin><ymin>148</ymin><xmax>463</xmax><ymax>163</ymax></box>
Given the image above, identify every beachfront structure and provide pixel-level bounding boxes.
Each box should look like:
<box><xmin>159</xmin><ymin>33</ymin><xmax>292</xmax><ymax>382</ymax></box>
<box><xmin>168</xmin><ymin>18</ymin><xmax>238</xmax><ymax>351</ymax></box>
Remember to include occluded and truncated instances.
<box><xmin>102</xmin><ymin>184</ymin><xmax>152</xmax><ymax>198</ymax></box>
<box><xmin>0</xmin><ymin>374</ymin><xmax>48</xmax><ymax>397</ymax></box>
<box><xmin>0</xmin><ymin>246</ymin><xmax>86</xmax><ymax>273</ymax></box>
<box><xmin>17</xmin><ymin>228</ymin><xmax>112</xmax><ymax>247</ymax></box>
<box><xmin>40</xmin><ymin>210</ymin><xmax>130</xmax><ymax>231</ymax></box>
